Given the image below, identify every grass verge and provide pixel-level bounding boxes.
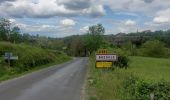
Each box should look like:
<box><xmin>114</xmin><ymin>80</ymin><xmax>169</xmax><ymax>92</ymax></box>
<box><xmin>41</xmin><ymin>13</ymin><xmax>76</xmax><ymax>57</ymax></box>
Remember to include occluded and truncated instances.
<box><xmin>0</xmin><ymin>54</ymin><xmax>71</xmax><ymax>82</ymax></box>
<box><xmin>87</xmin><ymin>54</ymin><xmax>170</xmax><ymax>100</ymax></box>
<box><xmin>0</xmin><ymin>42</ymin><xmax>72</xmax><ymax>82</ymax></box>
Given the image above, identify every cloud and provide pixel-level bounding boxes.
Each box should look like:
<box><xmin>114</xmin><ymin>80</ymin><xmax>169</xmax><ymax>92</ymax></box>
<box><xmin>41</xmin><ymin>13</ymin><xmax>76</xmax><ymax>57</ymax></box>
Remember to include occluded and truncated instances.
<box><xmin>0</xmin><ymin>0</ymin><xmax>105</xmax><ymax>18</ymax></box>
<box><xmin>0</xmin><ymin>0</ymin><xmax>16</xmax><ymax>3</ymax></box>
<box><xmin>11</xmin><ymin>19</ymin><xmax>78</xmax><ymax>37</ymax></box>
<box><xmin>8</xmin><ymin>18</ymin><xmax>16</xmax><ymax>23</ymax></box>
<box><xmin>125</xmin><ymin>20</ymin><xmax>136</xmax><ymax>26</ymax></box>
<box><xmin>153</xmin><ymin>8</ymin><xmax>170</xmax><ymax>23</ymax></box>
<box><xmin>60</xmin><ymin>19</ymin><xmax>76</xmax><ymax>26</ymax></box>
<box><xmin>58</xmin><ymin>0</ymin><xmax>92</xmax><ymax>10</ymax></box>
<box><xmin>143</xmin><ymin>0</ymin><xmax>154</xmax><ymax>3</ymax></box>
<box><xmin>80</xmin><ymin>26</ymin><xmax>89</xmax><ymax>33</ymax></box>
<box><xmin>153</xmin><ymin>17</ymin><xmax>170</xmax><ymax>24</ymax></box>
<box><xmin>97</xmin><ymin>0</ymin><xmax>170</xmax><ymax>16</ymax></box>
<box><xmin>83</xmin><ymin>5</ymin><xmax>105</xmax><ymax>17</ymax></box>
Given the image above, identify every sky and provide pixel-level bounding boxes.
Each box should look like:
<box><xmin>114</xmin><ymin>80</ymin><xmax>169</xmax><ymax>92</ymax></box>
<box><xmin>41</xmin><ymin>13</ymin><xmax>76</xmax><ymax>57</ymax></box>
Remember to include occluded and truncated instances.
<box><xmin>1</xmin><ymin>0</ymin><xmax>170</xmax><ymax>37</ymax></box>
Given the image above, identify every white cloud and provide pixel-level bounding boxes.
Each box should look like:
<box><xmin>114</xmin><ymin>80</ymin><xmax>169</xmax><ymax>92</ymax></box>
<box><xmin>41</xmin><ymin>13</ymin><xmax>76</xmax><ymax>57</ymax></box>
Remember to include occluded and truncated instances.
<box><xmin>0</xmin><ymin>0</ymin><xmax>105</xmax><ymax>18</ymax></box>
<box><xmin>83</xmin><ymin>5</ymin><xmax>105</xmax><ymax>17</ymax></box>
<box><xmin>153</xmin><ymin>17</ymin><xmax>170</xmax><ymax>23</ymax></box>
<box><xmin>80</xmin><ymin>26</ymin><xmax>89</xmax><ymax>33</ymax></box>
<box><xmin>8</xmin><ymin>18</ymin><xmax>16</xmax><ymax>23</ymax></box>
<box><xmin>60</xmin><ymin>19</ymin><xmax>76</xmax><ymax>26</ymax></box>
<box><xmin>153</xmin><ymin>8</ymin><xmax>170</xmax><ymax>23</ymax></box>
<box><xmin>96</xmin><ymin>0</ymin><xmax>170</xmax><ymax>17</ymax></box>
<box><xmin>125</xmin><ymin>20</ymin><xmax>136</xmax><ymax>26</ymax></box>
<box><xmin>118</xmin><ymin>26</ymin><xmax>137</xmax><ymax>33</ymax></box>
<box><xmin>11</xmin><ymin>19</ymin><xmax>78</xmax><ymax>37</ymax></box>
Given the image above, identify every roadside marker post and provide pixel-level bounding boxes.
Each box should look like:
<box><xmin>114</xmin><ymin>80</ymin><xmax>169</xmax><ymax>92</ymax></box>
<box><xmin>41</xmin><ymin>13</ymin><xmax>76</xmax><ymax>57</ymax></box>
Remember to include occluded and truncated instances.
<box><xmin>95</xmin><ymin>49</ymin><xmax>117</xmax><ymax>68</ymax></box>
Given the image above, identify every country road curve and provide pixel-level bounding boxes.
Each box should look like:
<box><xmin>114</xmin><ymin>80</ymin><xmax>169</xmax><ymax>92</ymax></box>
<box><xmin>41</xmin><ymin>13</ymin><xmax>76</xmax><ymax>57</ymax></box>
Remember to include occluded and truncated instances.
<box><xmin>0</xmin><ymin>57</ymin><xmax>88</xmax><ymax>100</ymax></box>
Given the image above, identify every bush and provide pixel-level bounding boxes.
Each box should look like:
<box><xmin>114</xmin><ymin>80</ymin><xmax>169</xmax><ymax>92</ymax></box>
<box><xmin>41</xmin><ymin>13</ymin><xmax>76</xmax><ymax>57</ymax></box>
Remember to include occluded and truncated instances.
<box><xmin>123</xmin><ymin>75</ymin><xmax>170</xmax><ymax>100</ymax></box>
<box><xmin>114</xmin><ymin>55</ymin><xmax>129</xmax><ymax>69</ymax></box>
<box><xmin>139</xmin><ymin>40</ymin><xmax>167</xmax><ymax>58</ymax></box>
<box><xmin>0</xmin><ymin>42</ymin><xmax>68</xmax><ymax>72</ymax></box>
<box><xmin>0</xmin><ymin>66</ymin><xmax>6</xmax><ymax>76</ymax></box>
<box><xmin>109</xmin><ymin>48</ymin><xmax>130</xmax><ymax>69</ymax></box>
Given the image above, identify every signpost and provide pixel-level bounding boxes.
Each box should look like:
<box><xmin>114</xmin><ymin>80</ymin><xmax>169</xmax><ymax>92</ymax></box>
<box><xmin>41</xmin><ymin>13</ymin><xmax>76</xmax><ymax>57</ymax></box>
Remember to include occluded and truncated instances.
<box><xmin>96</xmin><ymin>49</ymin><xmax>117</xmax><ymax>68</ymax></box>
<box><xmin>4</xmin><ymin>52</ymin><xmax>18</xmax><ymax>67</ymax></box>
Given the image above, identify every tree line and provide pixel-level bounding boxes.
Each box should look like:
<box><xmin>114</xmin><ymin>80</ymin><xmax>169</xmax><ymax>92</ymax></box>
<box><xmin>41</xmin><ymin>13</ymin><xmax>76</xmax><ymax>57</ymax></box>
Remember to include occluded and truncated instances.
<box><xmin>1</xmin><ymin>18</ymin><xmax>170</xmax><ymax>57</ymax></box>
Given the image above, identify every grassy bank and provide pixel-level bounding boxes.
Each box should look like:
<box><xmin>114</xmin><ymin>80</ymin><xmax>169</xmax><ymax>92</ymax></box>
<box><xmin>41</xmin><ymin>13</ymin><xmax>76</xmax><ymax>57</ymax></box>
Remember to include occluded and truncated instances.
<box><xmin>0</xmin><ymin>42</ymin><xmax>71</xmax><ymax>82</ymax></box>
<box><xmin>87</xmin><ymin>54</ymin><xmax>170</xmax><ymax>100</ymax></box>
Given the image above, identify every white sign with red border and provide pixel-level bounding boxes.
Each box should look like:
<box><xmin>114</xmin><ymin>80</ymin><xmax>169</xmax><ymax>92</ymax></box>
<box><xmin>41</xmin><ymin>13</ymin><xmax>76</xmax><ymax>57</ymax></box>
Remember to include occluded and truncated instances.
<box><xmin>96</xmin><ymin>54</ymin><xmax>117</xmax><ymax>61</ymax></box>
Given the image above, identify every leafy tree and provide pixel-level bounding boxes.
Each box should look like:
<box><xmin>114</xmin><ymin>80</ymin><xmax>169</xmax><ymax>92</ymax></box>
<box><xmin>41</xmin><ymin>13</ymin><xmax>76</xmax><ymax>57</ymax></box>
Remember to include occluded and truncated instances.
<box><xmin>0</xmin><ymin>18</ymin><xmax>11</xmax><ymax>41</ymax></box>
<box><xmin>22</xmin><ymin>33</ymin><xmax>31</xmax><ymax>43</ymax></box>
<box><xmin>10</xmin><ymin>26</ymin><xmax>22</xmax><ymax>43</ymax></box>
<box><xmin>85</xmin><ymin>24</ymin><xmax>105</xmax><ymax>54</ymax></box>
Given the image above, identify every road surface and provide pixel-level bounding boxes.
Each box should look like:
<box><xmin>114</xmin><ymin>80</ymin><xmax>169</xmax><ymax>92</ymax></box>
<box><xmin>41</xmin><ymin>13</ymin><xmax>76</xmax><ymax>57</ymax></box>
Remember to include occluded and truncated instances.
<box><xmin>0</xmin><ymin>58</ymin><xmax>88</xmax><ymax>100</ymax></box>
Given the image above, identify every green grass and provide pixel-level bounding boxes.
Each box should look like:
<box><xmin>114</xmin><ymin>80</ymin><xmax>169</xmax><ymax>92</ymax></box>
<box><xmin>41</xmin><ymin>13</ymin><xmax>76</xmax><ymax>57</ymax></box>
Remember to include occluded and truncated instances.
<box><xmin>87</xmin><ymin>55</ymin><xmax>170</xmax><ymax>100</ymax></box>
<box><xmin>0</xmin><ymin>55</ymin><xmax>71</xmax><ymax>82</ymax></box>
<box><xmin>0</xmin><ymin>42</ymin><xmax>72</xmax><ymax>82</ymax></box>
<box><xmin>127</xmin><ymin>56</ymin><xmax>170</xmax><ymax>82</ymax></box>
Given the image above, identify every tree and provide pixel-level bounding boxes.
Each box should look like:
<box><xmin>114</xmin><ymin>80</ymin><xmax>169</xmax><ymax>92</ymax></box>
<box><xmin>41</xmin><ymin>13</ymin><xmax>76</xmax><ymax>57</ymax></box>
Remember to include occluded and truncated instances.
<box><xmin>0</xmin><ymin>18</ymin><xmax>11</xmax><ymax>41</ymax></box>
<box><xmin>85</xmin><ymin>24</ymin><xmax>105</xmax><ymax>54</ymax></box>
<box><xmin>22</xmin><ymin>33</ymin><xmax>31</xmax><ymax>43</ymax></box>
<box><xmin>10</xmin><ymin>26</ymin><xmax>21</xmax><ymax>43</ymax></box>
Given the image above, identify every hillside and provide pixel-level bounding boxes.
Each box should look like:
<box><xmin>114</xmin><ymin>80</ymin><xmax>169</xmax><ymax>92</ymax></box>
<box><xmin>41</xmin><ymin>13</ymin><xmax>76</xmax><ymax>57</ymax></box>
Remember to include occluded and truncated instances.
<box><xmin>0</xmin><ymin>42</ymin><xmax>71</xmax><ymax>81</ymax></box>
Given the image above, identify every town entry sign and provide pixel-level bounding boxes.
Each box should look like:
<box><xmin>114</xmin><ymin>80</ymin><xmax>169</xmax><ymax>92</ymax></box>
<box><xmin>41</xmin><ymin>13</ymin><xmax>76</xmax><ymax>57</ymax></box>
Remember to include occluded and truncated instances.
<box><xmin>96</xmin><ymin>49</ymin><xmax>117</xmax><ymax>68</ymax></box>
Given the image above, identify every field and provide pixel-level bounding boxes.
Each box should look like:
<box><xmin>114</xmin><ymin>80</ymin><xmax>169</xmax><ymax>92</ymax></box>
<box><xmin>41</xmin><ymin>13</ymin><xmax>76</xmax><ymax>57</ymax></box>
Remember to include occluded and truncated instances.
<box><xmin>128</xmin><ymin>56</ymin><xmax>170</xmax><ymax>82</ymax></box>
<box><xmin>87</xmin><ymin>55</ymin><xmax>170</xmax><ymax>100</ymax></box>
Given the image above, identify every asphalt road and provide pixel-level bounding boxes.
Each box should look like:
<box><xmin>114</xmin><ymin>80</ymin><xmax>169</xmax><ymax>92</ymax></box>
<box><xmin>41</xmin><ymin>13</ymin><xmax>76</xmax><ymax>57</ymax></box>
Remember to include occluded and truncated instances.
<box><xmin>0</xmin><ymin>58</ymin><xmax>88</xmax><ymax>100</ymax></box>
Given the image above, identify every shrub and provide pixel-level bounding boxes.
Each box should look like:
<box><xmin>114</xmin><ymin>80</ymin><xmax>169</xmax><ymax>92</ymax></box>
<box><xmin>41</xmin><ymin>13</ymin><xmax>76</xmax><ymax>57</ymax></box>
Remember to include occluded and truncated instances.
<box><xmin>114</xmin><ymin>55</ymin><xmax>129</xmax><ymax>69</ymax></box>
<box><xmin>139</xmin><ymin>40</ymin><xmax>167</xmax><ymax>58</ymax></box>
<box><xmin>123</xmin><ymin>75</ymin><xmax>170</xmax><ymax>100</ymax></box>
<box><xmin>110</xmin><ymin>48</ymin><xmax>130</xmax><ymax>69</ymax></box>
<box><xmin>0</xmin><ymin>42</ymin><xmax>65</xmax><ymax>72</ymax></box>
<box><xmin>0</xmin><ymin>66</ymin><xmax>6</xmax><ymax>76</ymax></box>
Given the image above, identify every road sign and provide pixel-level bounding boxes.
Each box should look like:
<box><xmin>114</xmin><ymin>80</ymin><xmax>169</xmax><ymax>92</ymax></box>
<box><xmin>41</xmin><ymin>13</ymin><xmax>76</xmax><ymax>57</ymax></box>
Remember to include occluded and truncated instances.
<box><xmin>96</xmin><ymin>54</ymin><xmax>117</xmax><ymax>61</ymax></box>
<box><xmin>5</xmin><ymin>53</ymin><xmax>12</xmax><ymax>57</ymax></box>
<box><xmin>3</xmin><ymin>52</ymin><xmax>18</xmax><ymax>67</ymax></box>
<box><xmin>96</xmin><ymin>49</ymin><xmax>108</xmax><ymax>54</ymax></box>
<box><xmin>95</xmin><ymin>49</ymin><xmax>118</xmax><ymax>68</ymax></box>
<box><xmin>4</xmin><ymin>53</ymin><xmax>18</xmax><ymax>60</ymax></box>
<box><xmin>96</xmin><ymin>62</ymin><xmax>113</xmax><ymax>68</ymax></box>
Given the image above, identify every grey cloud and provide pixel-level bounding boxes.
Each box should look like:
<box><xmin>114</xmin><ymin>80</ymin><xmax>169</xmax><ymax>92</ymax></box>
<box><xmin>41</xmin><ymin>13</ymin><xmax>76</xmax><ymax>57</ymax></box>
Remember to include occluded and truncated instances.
<box><xmin>89</xmin><ymin>11</ymin><xmax>105</xmax><ymax>18</ymax></box>
<box><xmin>143</xmin><ymin>0</ymin><xmax>154</xmax><ymax>3</ymax></box>
<box><xmin>1</xmin><ymin>2</ymin><xmax>13</xmax><ymax>6</ymax></box>
<box><xmin>123</xmin><ymin>0</ymin><xmax>134</xmax><ymax>9</ymax></box>
<box><xmin>0</xmin><ymin>0</ymin><xmax>16</xmax><ymax>3</ymax></box>
<box><xmin>58</xmin><ymin>0</ymin><xmax>92</xmax><ymax>10</ymax></box>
